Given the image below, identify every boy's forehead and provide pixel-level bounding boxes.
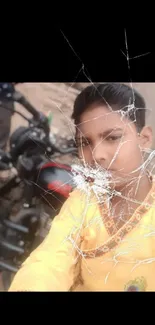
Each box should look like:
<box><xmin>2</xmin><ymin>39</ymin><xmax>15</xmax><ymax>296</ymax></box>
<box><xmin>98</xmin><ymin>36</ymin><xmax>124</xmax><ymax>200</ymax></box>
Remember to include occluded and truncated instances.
<box><xmin>78</xmin><ymin>105</ymin><xmax>132</xmax><ymax>133</ymax></box>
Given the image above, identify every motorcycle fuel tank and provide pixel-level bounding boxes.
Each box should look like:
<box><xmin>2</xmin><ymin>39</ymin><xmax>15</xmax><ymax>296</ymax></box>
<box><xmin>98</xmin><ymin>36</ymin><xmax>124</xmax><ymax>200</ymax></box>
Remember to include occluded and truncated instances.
<box><xmin>36</xmin><ymin>162</ymin><xmax>75</xmax><ymax>211</ymax></box>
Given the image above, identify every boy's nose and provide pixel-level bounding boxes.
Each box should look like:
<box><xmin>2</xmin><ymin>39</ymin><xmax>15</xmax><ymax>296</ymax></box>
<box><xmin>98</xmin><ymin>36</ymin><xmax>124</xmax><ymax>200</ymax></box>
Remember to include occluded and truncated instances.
<box><xmin>91</xmin><ymin>145</ymin><xmax>108</xmax><ymax>167</ymax></box>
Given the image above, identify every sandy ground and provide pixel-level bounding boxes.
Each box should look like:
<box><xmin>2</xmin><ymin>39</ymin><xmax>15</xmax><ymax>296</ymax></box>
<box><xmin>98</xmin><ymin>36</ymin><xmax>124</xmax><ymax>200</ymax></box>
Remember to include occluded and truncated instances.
<box><xmin>12</xmin><ymin>83</ymin><xmax>80</xmax><ymax>138</ymax></box>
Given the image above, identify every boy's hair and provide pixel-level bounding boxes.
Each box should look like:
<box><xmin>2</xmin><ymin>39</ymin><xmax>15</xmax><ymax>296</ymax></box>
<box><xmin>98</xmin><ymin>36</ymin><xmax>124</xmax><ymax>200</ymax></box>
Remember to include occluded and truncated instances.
<box><xmin>72</xmin><ymin>83</ymin><xmax>146</xmax><ymax>132</ymax></box>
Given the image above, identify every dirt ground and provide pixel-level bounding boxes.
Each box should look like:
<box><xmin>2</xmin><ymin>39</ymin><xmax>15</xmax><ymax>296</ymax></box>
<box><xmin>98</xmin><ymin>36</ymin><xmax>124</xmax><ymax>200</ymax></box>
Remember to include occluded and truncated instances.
<box><xmin>12</xmin><ymin>83</ymin><xmax>81</xmax><ymax>139</ymax></box>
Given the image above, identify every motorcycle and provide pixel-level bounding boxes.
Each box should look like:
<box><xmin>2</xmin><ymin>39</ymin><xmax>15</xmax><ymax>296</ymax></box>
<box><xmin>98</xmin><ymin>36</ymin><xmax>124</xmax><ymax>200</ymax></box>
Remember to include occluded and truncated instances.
<box><xmin>0</xmin><ymin>86</ymin><xmax>77</xmax><ymax>290</ymax></box>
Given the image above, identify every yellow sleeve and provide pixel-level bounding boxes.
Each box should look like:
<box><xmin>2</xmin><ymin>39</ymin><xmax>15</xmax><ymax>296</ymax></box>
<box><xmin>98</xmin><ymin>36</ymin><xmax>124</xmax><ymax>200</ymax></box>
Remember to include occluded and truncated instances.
<box><xmin>8</xmin><ymin>190</ymin><xmax>86</xmax><ymax>291</ymax></box>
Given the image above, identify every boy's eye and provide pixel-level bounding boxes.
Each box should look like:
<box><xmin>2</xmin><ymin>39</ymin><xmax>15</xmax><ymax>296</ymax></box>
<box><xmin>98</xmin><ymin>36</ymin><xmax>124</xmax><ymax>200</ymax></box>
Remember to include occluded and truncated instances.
<box><xmin>75</xmin><ymin>139</ymin><xmax>90</xmax><ymax>148</ymax></box>
<box><xmin>106</xmin><ymin>135</ymin><xmax>122</xmax><ymax>141</ymax></box>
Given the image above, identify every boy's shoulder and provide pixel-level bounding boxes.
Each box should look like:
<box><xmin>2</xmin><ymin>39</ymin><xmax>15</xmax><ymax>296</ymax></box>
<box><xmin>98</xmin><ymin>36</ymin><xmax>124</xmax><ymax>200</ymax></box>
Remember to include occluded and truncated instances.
<box><xmin>69</xmin><ymin>187</ymin><xmax>96</xmax><ymax>203</ymax></box>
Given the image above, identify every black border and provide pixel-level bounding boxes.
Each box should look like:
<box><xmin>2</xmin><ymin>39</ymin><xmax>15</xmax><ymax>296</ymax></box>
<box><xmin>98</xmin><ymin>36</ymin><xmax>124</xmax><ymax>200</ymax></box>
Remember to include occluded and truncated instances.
<box><xmin>0</xmin><ymin>291</ymin><xmax>154</xmax><ymax>321</ymax></box>
<box><xmin>1</xmin><ymin>27</ymin><xmax>155</xmax><ymax>81</ymax></box>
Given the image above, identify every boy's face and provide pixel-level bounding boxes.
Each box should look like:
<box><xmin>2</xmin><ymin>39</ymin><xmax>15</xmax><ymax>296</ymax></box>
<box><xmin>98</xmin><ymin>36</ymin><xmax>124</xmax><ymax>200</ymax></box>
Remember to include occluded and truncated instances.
<box><xmin>76</xmin><ymin>105</ymin><xmax>152</xmax><ymax>190</ymax></box>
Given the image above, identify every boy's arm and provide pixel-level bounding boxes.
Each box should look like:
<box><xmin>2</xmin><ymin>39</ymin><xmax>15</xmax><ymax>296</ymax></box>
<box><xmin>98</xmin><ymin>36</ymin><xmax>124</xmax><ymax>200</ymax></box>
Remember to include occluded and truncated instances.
<box><xmin>9</xmin><ymin>191</ymin><xmax>85</xmax><ymax>291</ymax></box>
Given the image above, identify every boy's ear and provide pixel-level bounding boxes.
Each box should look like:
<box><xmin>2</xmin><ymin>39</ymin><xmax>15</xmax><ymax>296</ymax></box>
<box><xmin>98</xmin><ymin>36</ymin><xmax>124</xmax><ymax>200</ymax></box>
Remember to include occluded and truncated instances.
<box><xmin>139</xmin><ymin>126</ymin><xmax>153</xmax><ymax>149</ymax></box>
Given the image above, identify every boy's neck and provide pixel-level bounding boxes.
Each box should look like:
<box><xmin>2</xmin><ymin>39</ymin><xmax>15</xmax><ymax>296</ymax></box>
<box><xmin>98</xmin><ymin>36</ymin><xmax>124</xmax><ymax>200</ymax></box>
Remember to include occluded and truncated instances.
<box><xmin>110</xmin><ymin>173</ymin><xmax>152</xmax><ymax>220</ymax></box>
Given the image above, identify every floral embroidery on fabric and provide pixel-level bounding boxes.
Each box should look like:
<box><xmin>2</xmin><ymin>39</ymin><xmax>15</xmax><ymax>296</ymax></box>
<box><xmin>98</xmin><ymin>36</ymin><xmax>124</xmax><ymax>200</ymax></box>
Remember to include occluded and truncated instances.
<box><xmin>124</xmin><ymin>276</ymin><xmax>147</xmax><ymax>292</ymax></box>
<box><xmin>83</xmin><ymin>184</ymin><xmax>155</xmax><ymax>259</ymax></box>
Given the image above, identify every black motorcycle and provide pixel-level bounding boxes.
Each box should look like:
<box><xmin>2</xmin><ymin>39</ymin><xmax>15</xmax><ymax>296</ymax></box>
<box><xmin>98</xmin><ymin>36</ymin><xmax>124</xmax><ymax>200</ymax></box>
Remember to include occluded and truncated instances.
<box><xmin>0</xmin><ymin>86</ymin><xmax>77</xmax><ymax>290</ymax></box>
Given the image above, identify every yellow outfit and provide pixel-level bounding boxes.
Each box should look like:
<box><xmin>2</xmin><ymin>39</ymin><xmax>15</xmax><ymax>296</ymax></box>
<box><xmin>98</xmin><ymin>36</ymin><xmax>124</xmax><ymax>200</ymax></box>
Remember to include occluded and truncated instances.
<box><xmin>9</xmin><ymin>180</ymin><xmax>155</xmax><ymax>292</ymax></box>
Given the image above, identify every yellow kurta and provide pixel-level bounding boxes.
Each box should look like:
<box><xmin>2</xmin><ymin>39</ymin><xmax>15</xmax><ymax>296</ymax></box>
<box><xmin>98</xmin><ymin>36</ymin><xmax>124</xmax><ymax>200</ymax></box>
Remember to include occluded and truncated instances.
<box><xmin>9</xmin><ymin>181</ymin><xmax>155</xmax><ymax>292</ymax></box>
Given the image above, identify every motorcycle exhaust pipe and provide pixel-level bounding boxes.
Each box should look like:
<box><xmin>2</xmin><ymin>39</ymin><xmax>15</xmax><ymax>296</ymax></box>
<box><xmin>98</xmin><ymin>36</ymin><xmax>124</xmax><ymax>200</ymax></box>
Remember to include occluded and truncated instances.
<box><xmin>3</xmin><ymin>220</ymin><xmax>29</xmax><ymax>234</ymax></box>
<box><xmin>0</xmin><ymin>240</ymin><xmax>25</xmax><ymax>254</ymax></box>
<box><xmin>0</xmin><ymin>260</ymin><xmax>18</xmax><ymax>273</ymax></box>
